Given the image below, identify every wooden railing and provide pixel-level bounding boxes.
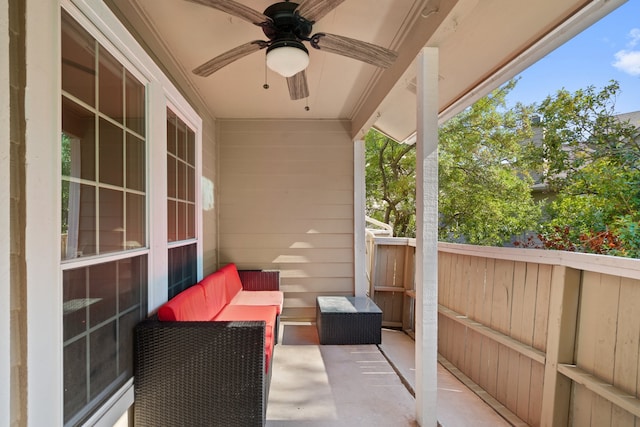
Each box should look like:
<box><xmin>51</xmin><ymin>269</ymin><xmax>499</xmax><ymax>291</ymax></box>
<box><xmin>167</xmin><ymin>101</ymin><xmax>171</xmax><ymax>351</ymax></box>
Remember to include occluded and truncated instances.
<box><xmin>367</xmin><ymin>238</ymin><xmax>640</xmax><ymax>427</ymax></box>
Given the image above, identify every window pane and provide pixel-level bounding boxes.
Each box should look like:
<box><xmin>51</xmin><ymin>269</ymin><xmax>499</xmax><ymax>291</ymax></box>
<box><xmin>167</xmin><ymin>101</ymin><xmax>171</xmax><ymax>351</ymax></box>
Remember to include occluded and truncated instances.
<box><xmin>118</xmin><ymin>310</ymin><xmax>139</xmax><ymax>377</ymax></box>
<box><xmin>89</xmin><ymin>322</ymin><xmax>118</xmax><ymax>400</ymax></box>
<box><xmin>64</xmin><ymin>338</ymin><xmax>87</xmax><ymax>424</ymax></box>
<box><xmin>62</xmin><ymin>98</ymin><xmax>95</xmax><ymax>181</ymax></box>
<box><xmin>177</xmin><ymin>161</ymin><xmax>186</xmax><ymax>201</ymax></box>
<box><xmin>98</xmin><ymin>47</ymin><xmax>123</xmax><ymax>123</ymax></box>
<box><xmin>126</xmin><ymin>193</ymin><xmax>145</xmax><ymax>249</ymax></box>
<box><xmin>126</xmin><ymin>133</ymin><xmax>145</xmax><ymax>192</ymax></box>
<box><xmin>63</xmin><ymin>268</ymin><xmax>87</xmax><ymax>341</ymax></box>
<box><xmin>167</xmin><ymin>200</ymin><xmax>176</xmax><ymax>242</ymax></box>
<box><xmin>61</xmin><ymin>11</ymin><xmax>95</xmax><ymax>106</ymax></box>
<box><xmin>62</xmin><ymin>182</ymin><xmax>97</xmax><ymax>260</ymax></box>
<box><xmin>167</xmin><ymin>110</ymin><xmax>195</xmax><ymax>244</ymax></box>
<box><xmin>78</xmin><ymin>184</ymin><xmax>97</xmax><ymax>257</ymax></box>
<box><xmin>167</xmin><ymin>154</ymin><xmax>176</xmax><ymax>199</ymax></box>
<box><xmin>118</xmin><ymin>257</ymin><xmax>143</xmax><ymax>311</ymax></box>
<box><xmin>88</xmin><ymin>263</ymin><xmax>117</xmax><ymax>326</ymax></box>
<box><xmin>125</xmin><ymin>70</ymin><xmax>145</xmax><ymax>136</ymax></box>
<box><xmin>167</xmin><ymin>109</ymin><xmax>177</xmax><ymax>155</ymax></box>
<box><xmin>187</xmin><ymin>203</ymin><xmax>195</xmax><ymax>239</ymax></box>
<box><xmin>177</xmin><ymin>119</ymin><xmax>186</xmax><ymax>161</ymax></box>
<box><xmin>178</xmin><ymin>202</ymin><xmax>187</xmax><ymax>241</ymax></box>
<box><xmin>99</xmin><ymin>188</ymin><xmax>124</xmax><ymax>253</ymax></box>
<box><xmin>168</xmin><ymin>244</ymin><xmax>197</xmax><ymax>298</ymax></box>
<box><xmin>62</xmin><ymin>256</ymin><xmax>147</xmax><ymax>424</ymax></box>
<box><xmin>187</xmin><ymin>166</ymin><xmax>195</xmax><ymax>203</ymax></box>
<box><xmin>99</xmin><ymin>118</ymin><xmax>123</xmax><ymax>186</ymax></box>
<box><xmin>187</xmin><ymin>128</ymin><xmax>195</xmax><ymax>165</ymax></box>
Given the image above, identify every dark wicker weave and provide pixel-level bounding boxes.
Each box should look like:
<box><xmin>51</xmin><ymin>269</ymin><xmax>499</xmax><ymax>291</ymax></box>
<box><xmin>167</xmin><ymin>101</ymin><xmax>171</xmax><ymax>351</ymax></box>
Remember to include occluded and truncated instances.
<box><xmin>316</xmin><ymin>296</ymin><xmax>382</xmax><ymax>345</ymax></box>
<box><xmin>134</xmin><ymin>318</ymin><xmax>270</xmax><ymax>427</ymax></box>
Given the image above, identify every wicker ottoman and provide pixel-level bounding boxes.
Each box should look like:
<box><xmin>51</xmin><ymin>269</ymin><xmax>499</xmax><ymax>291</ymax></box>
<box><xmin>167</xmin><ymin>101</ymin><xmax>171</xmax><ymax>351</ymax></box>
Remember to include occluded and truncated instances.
<box><xmin>316</xmin><ymin>296</ymin><xmax>382</xmax><ymax>345</ymax></box>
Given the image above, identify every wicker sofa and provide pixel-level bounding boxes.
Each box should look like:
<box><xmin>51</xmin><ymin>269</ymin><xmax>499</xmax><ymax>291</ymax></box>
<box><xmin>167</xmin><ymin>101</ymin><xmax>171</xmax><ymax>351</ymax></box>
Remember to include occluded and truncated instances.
<box><xmin>134</xmin><ymin>264</ymin><xmax>283</xmax><ymax>427</ymax></box>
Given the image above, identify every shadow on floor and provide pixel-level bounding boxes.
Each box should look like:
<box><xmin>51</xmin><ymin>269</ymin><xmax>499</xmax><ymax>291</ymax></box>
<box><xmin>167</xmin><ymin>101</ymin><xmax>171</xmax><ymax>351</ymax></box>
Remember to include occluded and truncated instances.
<box><xmin>267</xmin><ymin>322</ymin><xmax>417</xmax><ymax>427</ymax></box>
<box><xmin>269</xmin><ymin>322</ymin><xmax>512</xmax><ymax>427</ymax></box>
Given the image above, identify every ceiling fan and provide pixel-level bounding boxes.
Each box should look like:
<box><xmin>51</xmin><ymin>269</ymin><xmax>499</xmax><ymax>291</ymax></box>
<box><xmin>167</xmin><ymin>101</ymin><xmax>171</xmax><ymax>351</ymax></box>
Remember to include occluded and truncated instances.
<box><xmin>188</xmin><ymin>0</ymin><xmax>398</xmax><ymax>101</ymax></box>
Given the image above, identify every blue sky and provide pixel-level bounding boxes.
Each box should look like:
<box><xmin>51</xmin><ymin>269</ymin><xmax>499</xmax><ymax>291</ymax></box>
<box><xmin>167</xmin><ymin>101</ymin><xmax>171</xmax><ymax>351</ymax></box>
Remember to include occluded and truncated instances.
<box><xmin>505</xmin><ymin>1</ymin><xmax>640</xmax><ymax>114</ymax></box>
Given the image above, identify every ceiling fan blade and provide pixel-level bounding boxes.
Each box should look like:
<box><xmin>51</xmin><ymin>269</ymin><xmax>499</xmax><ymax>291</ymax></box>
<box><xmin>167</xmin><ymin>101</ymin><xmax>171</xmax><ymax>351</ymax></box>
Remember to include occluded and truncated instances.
<box><xmin>287</xmin><ymin>71</ymin><xmax>309</xmax><ymax>100</ymax></box>
<box><xmin>310</xmin><ymin>33</ymin><xmax>397</xmax><ymax>68</ymax></box>
<box><xmin>295</xmin><ymin>0</ymin><xmax>345</xmax><ymax>22</ymax></box>
<box><xmin>193</xmin><ymin>41</ymin><xmax>268</xmax><ymax>77</ymax></box>
<box><xmin>185</xmin><ymin>0</ymin><xmax>270</xmax><ymax>25</ymax></box>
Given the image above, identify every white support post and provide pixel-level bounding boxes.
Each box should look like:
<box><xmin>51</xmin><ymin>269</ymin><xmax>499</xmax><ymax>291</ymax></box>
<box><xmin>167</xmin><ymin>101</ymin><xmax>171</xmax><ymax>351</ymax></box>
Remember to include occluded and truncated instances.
<box><xmin>415</xmin><ymin>47</ymin><xmax>439</xmax><ymax>427</ymax></box>
<box><xmin>354</xmin><ymin>139</ymin><xmax>368</xmax><ymax>297</ymax></box>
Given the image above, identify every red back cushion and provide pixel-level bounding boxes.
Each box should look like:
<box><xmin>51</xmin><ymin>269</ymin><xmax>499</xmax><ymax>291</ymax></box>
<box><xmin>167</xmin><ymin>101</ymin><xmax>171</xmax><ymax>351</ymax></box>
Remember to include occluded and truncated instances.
<box><xmin>157</xmin><ymin>285</ymin><xmax>209</xmax><ymax>321</ymax></box>
<box><xmin>198</xmin><ymin>271</ymin><xmax>228</xmax><ymax>317</ymax></box>
<box><xmin>220</xmin><ymin>263</ymin><xmax>243</xmax><ymax>299</ymax></box>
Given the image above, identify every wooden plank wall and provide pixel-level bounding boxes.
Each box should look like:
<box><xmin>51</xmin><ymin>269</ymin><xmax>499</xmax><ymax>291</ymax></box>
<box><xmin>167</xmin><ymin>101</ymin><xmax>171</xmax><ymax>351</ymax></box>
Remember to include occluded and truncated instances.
<box><xmin>570</xmin><ymin>272</ymin><xmax>640</xmax><ymax>427</ymax></box>
<box><xmin>433</xmin><ymin>245</ymin><xmax>640</xmax><ymax>427</ymax></box>
<box><xmin>218</xmin><ymin>119</ymin><xmax>354</xmax><ymax>320</ymax></box>
<box><xmin>438</xmin><ymin>252</ymin><xmax>550</xmax><ymax>426</ymax></box>
<box><xmin>370</xmin><ymin>240</ymin><xmax>411</xmax><ymax>327</ymax></box>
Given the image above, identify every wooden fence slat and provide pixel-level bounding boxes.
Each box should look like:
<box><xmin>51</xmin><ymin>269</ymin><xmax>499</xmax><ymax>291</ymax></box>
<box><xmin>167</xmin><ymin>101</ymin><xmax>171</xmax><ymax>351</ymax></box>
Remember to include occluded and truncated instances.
<box><xmin>496</xmin><ymin>345</ymin><xmax>511</xmax><ymax>405</ymax></box>
<box><xmin>491</xmin><ymin>260</ymin><xmax>514</xmax><ymax>336</ymax></box>
<box><xmin>558</xmin><ymin>364</ymin><xmax>640</xmax><ymax>419</ymax></box>
<box><xmin>528</xmin><ymin>360</ymin><xmax>544</xmax><ymax>427</ymax></box>
<box><xmin>521</xmin><ymin>263</ymin><xmax>539</xmax><ymax>347</ymax></box>
<box><xmin>483</xmin><ymin>257</ymin><xmax>496</xmax><ymax>329</ymax></box>
<box><xmin>576</xmin><ymin>271</ymin><xmax>601</xmax><ymax>373</ymax></box>
<box><xmin>516</xmin><ymin>355</ymin><xmax>532</xmax><ymax>422</ymax></box>
<box><xmin>592</xmin><ymin>274</ymin><xmax>620</xmax><ymax>384</ymax></box>
<box><xmin>571</xmin><ymin>384</ymin><xmax>593</xmax><ymax>427</ymax></box>
<box><xmin>615</xmin><ymin>278</ymin><xmax>640</xmax><ymax>397</ymax></box>
<box><xmin>533</xmin><ymin>264</ymin><xmax>552</xmax><ymax>352</ymax></box>
<box><xmin>510</xmin><ymin>261</ymin><xmax>527</xmax><ymax>344</ymax></box>
<box><xmin>467</xmin><ymin>256</ymin><xmax>478</xmax><ymax>319</ymax></box>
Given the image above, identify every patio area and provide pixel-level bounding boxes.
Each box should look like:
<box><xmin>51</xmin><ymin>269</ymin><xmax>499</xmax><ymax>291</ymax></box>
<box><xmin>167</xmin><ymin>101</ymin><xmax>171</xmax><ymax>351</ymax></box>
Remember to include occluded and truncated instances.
<box><xmin>266</xmin><ymin>322</ymin><xmax>512</xmax><ymax>426</ymax></box>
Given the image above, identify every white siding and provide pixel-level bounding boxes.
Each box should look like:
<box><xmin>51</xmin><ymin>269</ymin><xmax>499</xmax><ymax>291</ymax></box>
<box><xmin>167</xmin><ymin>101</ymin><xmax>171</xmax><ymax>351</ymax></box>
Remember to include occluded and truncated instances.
<box><xmin>219</xmin><ymin>119</ymin><xmax>354</xmax><ymax>320</ymax></box>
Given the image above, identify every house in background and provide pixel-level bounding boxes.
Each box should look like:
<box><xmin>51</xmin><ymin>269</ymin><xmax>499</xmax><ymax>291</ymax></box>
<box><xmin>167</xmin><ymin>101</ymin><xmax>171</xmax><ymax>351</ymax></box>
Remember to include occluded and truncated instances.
<box><xmin>1</xmin><ymin>0</ymin><xmax>629</xmax><ymax>425</ymax></box>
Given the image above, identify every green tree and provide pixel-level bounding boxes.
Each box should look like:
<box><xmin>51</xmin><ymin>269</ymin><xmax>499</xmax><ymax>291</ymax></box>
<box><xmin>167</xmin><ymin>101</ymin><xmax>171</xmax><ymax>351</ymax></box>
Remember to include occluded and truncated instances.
<box><xmin>536</xmin><ymin>81</ymin><xmax>640</xmax><ymax>256</ymax></box>
<box><xmin>365</xmin><ymin>130</ymin><xmax>416</xmax><ymax>237</ymax></box>
<box><xmin>365</xmin><ymin>80</ymin><xmax>542</xmax><ymax>244</ymax></box>
<box><xmin>438</xmin><ymin>81</ymin><xmax>541</xmax><ymax>245</ymax></box>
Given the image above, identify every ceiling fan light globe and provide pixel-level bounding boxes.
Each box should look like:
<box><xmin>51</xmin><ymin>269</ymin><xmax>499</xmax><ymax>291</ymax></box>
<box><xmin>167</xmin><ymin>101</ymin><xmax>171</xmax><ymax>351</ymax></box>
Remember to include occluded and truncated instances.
<box><xmin>266</xmin><ymin>45</ymin><xmax>309</xmax><ymax>77</ymax></box>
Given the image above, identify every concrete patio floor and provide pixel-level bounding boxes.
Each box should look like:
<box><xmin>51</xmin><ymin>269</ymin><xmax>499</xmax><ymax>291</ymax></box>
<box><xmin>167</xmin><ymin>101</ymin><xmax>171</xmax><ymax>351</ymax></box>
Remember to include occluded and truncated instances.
<box><xmin>266</xmin><ymin>322</ymin><xmax>512</xmax><ymax>427</ymax></box>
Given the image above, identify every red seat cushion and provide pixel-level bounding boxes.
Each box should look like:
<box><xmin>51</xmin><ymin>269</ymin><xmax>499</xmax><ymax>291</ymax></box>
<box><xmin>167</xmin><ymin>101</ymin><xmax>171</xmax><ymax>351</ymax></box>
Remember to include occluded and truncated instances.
<box><xmin>157</xmin><ymin>285</ymin><xmax>209</xmax><ymax>321</ymax></box>
<box><xmin>230</xmin><ymin>290</ymin><xmax>284</xmax><ymax>315</ymax></box>
<box><xmin>219</xmin><ymin>263</ymin><xmax>244</xmax><ymax>300</ymax></box>
<box><xmin>198</xmin><ymin>271</ymin><xmax>228</xmax><ymax>318</ymax></box>
<box><xmin>214</xmin><ymin>304</ymin><xmax>278</xmax><ymax>372</ymax></box>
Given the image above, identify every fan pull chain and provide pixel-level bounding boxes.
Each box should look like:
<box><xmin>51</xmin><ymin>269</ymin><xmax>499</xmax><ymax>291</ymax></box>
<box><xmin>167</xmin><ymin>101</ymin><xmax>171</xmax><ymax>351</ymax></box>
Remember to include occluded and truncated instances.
<box><xmin>305</xmin><ymin>98</ymin><xmax>310</xmax><ymax>111</ymax></box>
<box><xmin>263</xmin><ymin>59</ymin><xmax>269</xmax><ymax>90</ymax></box>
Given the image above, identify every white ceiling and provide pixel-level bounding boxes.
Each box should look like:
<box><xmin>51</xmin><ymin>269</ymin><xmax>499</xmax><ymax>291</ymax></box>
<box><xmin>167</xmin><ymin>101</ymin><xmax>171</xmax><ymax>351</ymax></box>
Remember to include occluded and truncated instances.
<box><xmin>106</xmin><ymin>0</ymin><xmax>626</xmax><ymax>141</ymax></box>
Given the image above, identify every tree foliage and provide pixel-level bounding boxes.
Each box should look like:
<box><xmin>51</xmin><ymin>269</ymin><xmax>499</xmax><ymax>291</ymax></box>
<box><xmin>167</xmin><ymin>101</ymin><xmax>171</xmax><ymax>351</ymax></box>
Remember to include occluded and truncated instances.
<box><xmin>438</xmin><ymin>81</ymin><xmax>541</xmax><ymax>245</ymax></box>
<box><xmin>366</xmin><ymin>80</ymin><xmax>541</xmax><ymax>244</ymax></box>
<box><xmin>365</xmin><ymin>79</ymin><xmax>639</xmax><ymax>257</ymax></box>
<box><xmin>535</xmin><ymin>81</ymin><xmax>640</xmax><ymax>257</ymax></box>
<box><xmin>365</xmin><ymin>130</ymin><xmax>416</xmax><ymax>237</ymax></box>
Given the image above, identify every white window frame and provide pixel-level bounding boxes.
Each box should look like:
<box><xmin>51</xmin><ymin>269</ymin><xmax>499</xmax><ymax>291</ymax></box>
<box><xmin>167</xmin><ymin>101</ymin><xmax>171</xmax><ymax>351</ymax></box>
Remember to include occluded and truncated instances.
<box><xmin>26</xmin><ymin>1</ymin><xmax>202</xmax><ymax>425</ymax></box>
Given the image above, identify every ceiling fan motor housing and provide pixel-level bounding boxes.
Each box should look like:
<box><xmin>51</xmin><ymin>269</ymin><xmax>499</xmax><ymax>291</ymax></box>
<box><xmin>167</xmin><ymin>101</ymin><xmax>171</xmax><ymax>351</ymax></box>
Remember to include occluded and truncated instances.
<box><xmin>262</xmin><ymin>1</ymin><xmax>313</xmax><ymax>42</ymax></box>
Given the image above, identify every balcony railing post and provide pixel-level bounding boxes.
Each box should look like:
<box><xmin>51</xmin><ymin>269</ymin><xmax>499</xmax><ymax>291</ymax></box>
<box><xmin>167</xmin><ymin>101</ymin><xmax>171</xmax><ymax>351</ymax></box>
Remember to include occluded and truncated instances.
<box><xmin>540</xmin><ymin>266</ymin><xmax>581</xmax><ymax>427</ymax></box>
